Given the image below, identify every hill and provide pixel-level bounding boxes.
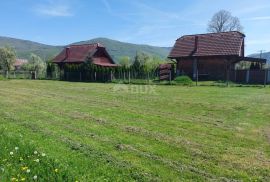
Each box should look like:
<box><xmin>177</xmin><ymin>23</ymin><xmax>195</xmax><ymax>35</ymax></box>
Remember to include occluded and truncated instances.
<box><xmin>0</xmin><ymin>36</ymin><xmax>171</xmax><ymax>62</ymax></box>
<box><xmin>0</xmin><ymin>36</ymin><xmax>63</xmax><ymax>60</ymax></box>
<box><xmin>249</xmin><ymin>51</ymin><xmax>270</xmax><ymax>65</ymax></box>
<box><xmin>72</xmin><ymin>38</ymin><xmax>171</xmax><ymax>61</ymax></box>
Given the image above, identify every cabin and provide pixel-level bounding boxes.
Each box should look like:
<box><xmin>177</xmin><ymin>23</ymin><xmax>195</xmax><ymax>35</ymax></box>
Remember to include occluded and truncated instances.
<box><xmin>168</xmin><ymin>31</ymin><xmax>267</xmax><ymax>83</ymax></box>
<box><xmin>53</xmin><ymin>43</ymin><xmax>118</xmax><ymax>81</ymax></box>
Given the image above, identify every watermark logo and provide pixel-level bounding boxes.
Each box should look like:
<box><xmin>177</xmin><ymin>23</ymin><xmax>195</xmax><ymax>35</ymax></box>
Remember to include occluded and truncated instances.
<box><xmin>113</xmin><ymin>84</ymin><xmax>157</xmax><ymax>95</ymax></box>
<box><xmin>113</xmin><ymin>84</ymin><xmax>129</xmax><ymax>93</ymax></box>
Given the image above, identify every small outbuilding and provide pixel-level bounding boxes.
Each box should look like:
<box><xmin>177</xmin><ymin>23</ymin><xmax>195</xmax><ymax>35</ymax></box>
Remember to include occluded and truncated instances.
<box><xmin>53</xmin><ymin>43</ymin><xmax>118</xmax><ymax>81</ymax></box>
<box><xmin>168</xmin><ymin>31</ymin><xmax>267</xmax><ymax>83</ymax></box>
<box><xmin>14</xmin><ymin>59</ymin><xmax>28</xmax><ymax>70</ymax></box>
<box><xmin>53</xmin><ymin>43</ymin><xmax>117</xmax><ymax>68</ymax></box>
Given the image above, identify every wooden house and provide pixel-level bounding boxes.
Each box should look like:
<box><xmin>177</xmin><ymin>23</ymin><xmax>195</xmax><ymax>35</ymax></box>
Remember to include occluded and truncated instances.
<box><xmin>168</xmin><ymin>31</ymin><xmax>266</xmax><ymax>82</ymax></box>
<box><xmin>14</xmin><ymin>59</ymin><xmax>28</xmax><ymax>70</ymax></box>
<box><xmin>53</xmin><ymin>43</ymin><xmax>118</xmax><ymax>81</ymax></box>
<box><xmin>53</xmin><ymin>43</ymin><xmax>117</xmax><ymax>68</ymax></box>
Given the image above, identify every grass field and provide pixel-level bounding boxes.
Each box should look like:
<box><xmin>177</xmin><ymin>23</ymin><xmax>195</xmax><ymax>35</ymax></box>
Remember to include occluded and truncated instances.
<box><xmin>0</xmin><ymin>80</ymin><xmax>270</xmax><ymax>181</ymax></box>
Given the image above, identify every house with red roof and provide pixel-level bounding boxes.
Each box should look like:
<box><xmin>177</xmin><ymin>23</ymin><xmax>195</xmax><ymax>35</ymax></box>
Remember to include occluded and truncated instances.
<box><xmin>168</xmin><ymin>31</ymin><xmax>266</xmax><ymax>82</ymax></box>
<box><xmin>53</xmin><ymin>43</ymin><xmax>118</xmax><ymax>81</ymax></box>
<box><xmin>14</xmin><ymin>59</ymin><xmax>28</xmax><ymax>70</ymax></box>
<box><xmin>53</xmin><ymin>43</ymin><xmax>117</xmax><ymax>67</ymax></box>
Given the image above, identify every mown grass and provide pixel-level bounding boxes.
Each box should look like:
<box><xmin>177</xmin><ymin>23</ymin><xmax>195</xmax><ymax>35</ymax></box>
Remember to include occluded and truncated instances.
<box><xmin>0</xmin><ymin>129</ymin><xmax>78</xmax><ymax>181</ymax></box>
<box><xmin>0</xmin><ymin>80</ymin><xmax>270</xmax><ymax>181</ymax></box>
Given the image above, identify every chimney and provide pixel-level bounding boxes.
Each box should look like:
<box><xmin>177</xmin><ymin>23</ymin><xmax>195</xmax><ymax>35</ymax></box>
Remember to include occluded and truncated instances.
<box><xmin>194</xmin><ymin>36</ymin><xmax>198</xmax><ymax>53</ymax></box>
<box><xmin>190</xmin><ymin>36</ymin><xmax>199</xmax><ymax>56</ymax></box>
<box><xmin>65</xmin><ymin>47</ymin><xmax>70</xmax><ymax>59</ymax></box>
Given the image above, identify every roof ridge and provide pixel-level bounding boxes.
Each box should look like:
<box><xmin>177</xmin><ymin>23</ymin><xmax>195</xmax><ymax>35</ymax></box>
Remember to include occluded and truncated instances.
<box><xmin>68</xmin><ymin>43</ymin><xmax>101</xmax><ymax>47</ymax></box>
<box><xmin>177</xmin><ymin>31</ymin><xmax>245</xmax><ymax>40</ymax></box>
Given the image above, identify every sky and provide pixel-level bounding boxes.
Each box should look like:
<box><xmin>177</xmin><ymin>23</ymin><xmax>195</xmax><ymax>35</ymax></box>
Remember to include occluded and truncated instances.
<box><xmin>0</xmin><ymin>0</ymin><xmax>270</xmax><ymax>54</ymax></box>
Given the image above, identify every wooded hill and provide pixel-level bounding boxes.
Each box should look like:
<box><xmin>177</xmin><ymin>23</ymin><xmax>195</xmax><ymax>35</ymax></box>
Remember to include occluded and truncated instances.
<box><xmin>0</xmin><ymin>36</ymin><xmax>171</xmax><ymax>62</ymax></box>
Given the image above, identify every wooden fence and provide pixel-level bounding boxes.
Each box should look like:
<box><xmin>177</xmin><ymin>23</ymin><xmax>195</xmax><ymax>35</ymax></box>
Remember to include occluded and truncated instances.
<box><xmin>230</xmin><ymin>69</ymin><xmax>270</xmax><ymax>84</ymax></box>
<box><xmin>1</xmin><ymin>69</ymin><xmax>269</xmax><ymax>85</ymax></box>
<box><xmin>0</xmin><ymin>70</ymin><xmax>59</xmax><ymax>80</ymax></box>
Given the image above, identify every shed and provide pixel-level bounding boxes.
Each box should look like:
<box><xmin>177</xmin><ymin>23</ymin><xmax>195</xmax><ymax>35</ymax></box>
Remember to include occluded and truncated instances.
<box><xmin>53</xmin><ymin>43</ymin><xmax>118</xmax><ymax>82</ymax></box>
<box><xmin>168</xmin><ymin>31</ymin><xmax>266</xmax><ymax>82</ymax></box>
<box><xmin>53</xmin><ymin>43</ymin><xmax>117</xmax><ymax>67</ymax></box>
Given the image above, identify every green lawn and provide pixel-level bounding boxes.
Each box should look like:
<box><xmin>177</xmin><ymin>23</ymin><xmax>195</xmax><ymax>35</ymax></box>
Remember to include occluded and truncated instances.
<box><xmin>0</xmin><ymin>80</ymin><xmax>270</xmax><ymax>181</ymax></box>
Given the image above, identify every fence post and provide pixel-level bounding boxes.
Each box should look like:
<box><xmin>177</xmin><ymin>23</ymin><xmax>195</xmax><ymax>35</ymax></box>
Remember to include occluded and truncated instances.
<box><xmin>264</xmin><ymin>69</ymin><xmax>267</xmax><ymax>87</ymax></box>
<box><xmin>246</xmin><ymin>70</ymin><xmax>250</xmax><ymax>84</ymax></box>
<box><xmin>226</xmin><ymin>61</ymin><xmax>230</xmax><ymax>87</ymax></box>
<box><xmin>128</xmin><ymin>70</ymin><xmax>130</xmax><ymax>84</ymax></box>
<box><xmin>267</xmin><ymin>68</ymin><xmax>270</xmax><ymax>83</ymax></box>
<box><xmin>80</xmin><ymin>72</ymin><xmax>82</xmax><ymax>81</ymax></box>
<box><xmin>196</xmin><ymin>69</ymin><xmax>198</xmax><ymax>86</ymax></box>
<box><xmin>169</xmin><ymin>71</ymin><xmax>171</xmax><ymax>84</ymax></box>
<box><xmin>110</xmin><ymin>71</ymin><xmax>113</xmax><ymax>82</ymax></box>
<box><xmin>234</xmin><ymin>69</ymin><xmax>237</xmax><ymax>82</ymax></box>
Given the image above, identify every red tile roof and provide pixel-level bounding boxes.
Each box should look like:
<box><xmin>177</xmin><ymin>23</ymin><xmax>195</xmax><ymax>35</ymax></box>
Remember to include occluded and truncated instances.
<box><xmin>92</xmin><ymin>57</ymin><xmax>118</xmax><ymax>67</ymax></box>
<box><xmin>54</xmin><ymin>44</ymin><xmax>100</xmax><ymax>63</ymax></box>
<box><xmin>53</xmin><ymin>43</ymin><xmax>117</xmax><ymax>67</ymax></box>
<box><xmin>169</xmin><ymin>31</ymin><xmax>245</xmax><ymax>58</ymax></box>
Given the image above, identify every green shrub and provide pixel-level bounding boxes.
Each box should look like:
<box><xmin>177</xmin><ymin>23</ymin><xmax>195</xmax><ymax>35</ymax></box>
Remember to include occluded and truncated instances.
<box><xmin>174</xmin><ymin>76</ymin><xmax>193</xmax><ymax>86</ymax></box>
<box><xmin>0</xmin><ymin>75</ymin><xmax>6</xmax><ymax>81</ymax></box>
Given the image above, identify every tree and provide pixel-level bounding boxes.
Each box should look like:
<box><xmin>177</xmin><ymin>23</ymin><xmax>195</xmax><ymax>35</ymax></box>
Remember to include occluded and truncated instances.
<box><xmin>46</xmin><ymin>57</ymin><xmax>58</xmax><ymax>79</ymax></box>
<box><xmin>119</xmin><ymin>56</ymin><xmax>131</xmax><ymax>68</ymax></box>
<box><xmin>207</xmin><ymin>10</ymin><xmax>243</xmax><ymax>33</ymax></box>
<box><xmin>0</xmin><ymin>46</ymin><xmax>16</xmax><ymax>78</ymax></box>
<box><xmin>133</xmin><ymin>52</ymin><xmax>151</xmax><ymax>68</ymax></box>
<box><xmin>23</xmin><ymin>53</ymin><xmax>45</xmax><ymax>79</ymax></box>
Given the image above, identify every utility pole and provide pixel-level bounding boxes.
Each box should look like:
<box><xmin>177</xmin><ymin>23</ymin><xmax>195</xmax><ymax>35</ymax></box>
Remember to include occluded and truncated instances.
<box><xmin>259</xmin><ymin>50</ymin><xmax>266</xmax><ymax>59</ymax></box>
<box><xmin>259</xmin><ymin>50</ymin><xmax>267</xmax><ymax>87</ymax></box>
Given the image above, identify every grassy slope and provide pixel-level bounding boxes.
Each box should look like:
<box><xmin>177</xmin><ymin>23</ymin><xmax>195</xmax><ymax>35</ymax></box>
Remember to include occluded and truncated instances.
<box><xmin>0</xmin><ymin>80</ymin><xmax>270</xmax><ymax>181</ymax></box>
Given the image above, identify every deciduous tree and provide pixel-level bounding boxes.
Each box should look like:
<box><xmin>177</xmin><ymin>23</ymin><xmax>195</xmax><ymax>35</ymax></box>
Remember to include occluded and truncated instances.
<box><xmin>207</xmin><ymin>10</ymin><xmax>243</xmax><ymax>33</ymax></box>
<box><xmin>0</xmin><ymin>46</ymin><xmax>16</xmax><ymax>78</ymax></box>
<box><xmin>119</xmin><ymin>56</ymin><xmax>131</xmax><ymax>68</ymax></box>
<box><xmin>23</xmin><ymin>53</ymin><xmax>45</xmax><ymax>79</ymax></box>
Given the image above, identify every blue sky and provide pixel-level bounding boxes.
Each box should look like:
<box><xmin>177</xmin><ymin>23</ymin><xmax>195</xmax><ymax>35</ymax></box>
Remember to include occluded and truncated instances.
<box><xmin>0</xmin><ymin>0</ymin><xmax>270</xmax><ymax>54</ymax></box>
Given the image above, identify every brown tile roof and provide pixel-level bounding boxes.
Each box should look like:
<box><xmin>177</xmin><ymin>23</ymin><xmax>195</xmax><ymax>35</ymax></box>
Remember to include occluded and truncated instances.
<box><xmin>92</xmin><ymin>57</ymin><xmax>118</xmax><ymax>67</ymax></box>
<box><xmin>53</xmin><ymin>43</ymin><xmax>100</xmax><ymax>63</ymax></box>
<box><xmin>53</xmin><ymin>43</ymin><xmax>117</xmax><ymax>67</ymax></box>
<box><xmin>168</xmin><ymin>31</ymin><xmax>245</xmax><ymax>58</ymax></box>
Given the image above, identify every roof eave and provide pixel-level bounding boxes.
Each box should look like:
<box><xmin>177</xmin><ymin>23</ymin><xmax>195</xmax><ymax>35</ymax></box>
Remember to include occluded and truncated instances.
<box><xmin>168</xmin><ymin>55</ymin><xmax>240</xmax><ymax>59</ymax></box>
<box><xmin>235</xmin><ymin>57</ymin><xmax>267</xmax><ymax>63</ymax></box>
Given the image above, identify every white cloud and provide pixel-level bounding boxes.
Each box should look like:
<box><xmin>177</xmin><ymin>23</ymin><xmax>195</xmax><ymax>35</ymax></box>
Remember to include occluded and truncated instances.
<box><xmin>34</xmin><ymin>1</ymin><xmax>73</xmax><ymax>17</ymax></box>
